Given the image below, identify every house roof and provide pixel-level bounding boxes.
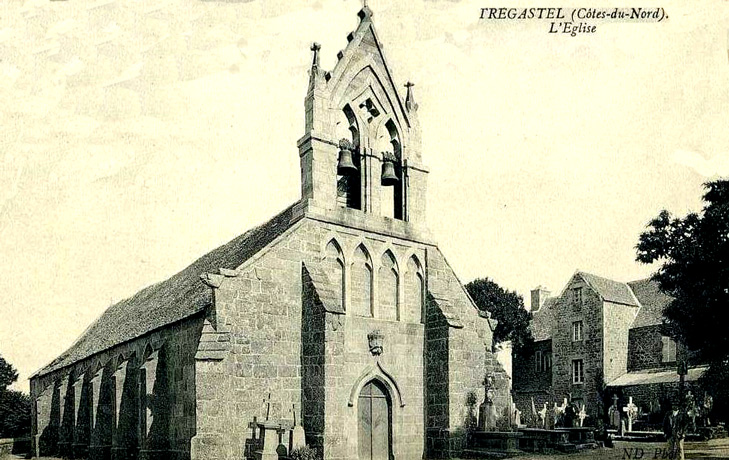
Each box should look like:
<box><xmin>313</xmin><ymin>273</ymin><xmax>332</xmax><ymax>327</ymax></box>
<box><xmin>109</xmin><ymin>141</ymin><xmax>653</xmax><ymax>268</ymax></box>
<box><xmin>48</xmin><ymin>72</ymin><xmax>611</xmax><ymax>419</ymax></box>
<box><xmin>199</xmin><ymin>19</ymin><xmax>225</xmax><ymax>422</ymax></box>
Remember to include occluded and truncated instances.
<box><xmin>578</xmin><ymin>271</ymin><xmax>640</xmax><ymax>307</ymax></box>
<box><xmin>531</xmin><ymin>297</ymin><xmax>558</xmax><ymax>341</ymax></box>
<box><xmin>33</xmin><ymin>203</ymin><xmax>298</xmax><ymax>378</ymax></box>
<box><xmin>607</xmin><ymin>366</ymin><xmax>708</xmax><ymax>387</ymax></box>
<box><xmin>628</xmin><ymin>278</ymin><xmax>673</xmax><ymax>328</ymax></box>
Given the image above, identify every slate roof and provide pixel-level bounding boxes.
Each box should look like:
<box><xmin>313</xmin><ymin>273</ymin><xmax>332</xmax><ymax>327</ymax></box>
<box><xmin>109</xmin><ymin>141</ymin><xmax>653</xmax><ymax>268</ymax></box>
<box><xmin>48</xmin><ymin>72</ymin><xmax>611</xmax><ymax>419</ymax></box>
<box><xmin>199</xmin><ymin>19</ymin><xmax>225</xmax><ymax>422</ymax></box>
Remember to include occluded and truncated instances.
<box><xmin>628</xmin><ymin>278</ymin><xmax>673</xmax><ymax>329</ymax></box>
<box><xmin>607</xmin><ymin>365</ymin><xmax>708</xmax><ymax>387</ymax></box>
<box><xmin>34</xmin><ymin>203</ymin><xmax>298</xmax><ymax>378</ymax></box>
<box><xmin>531</xmin><ymin>297</ymin><xmax>558</xmax><ymax>341</ymax></box>
<box><xmin>578</xmin><ymin>271</ymin><xmax>640</xmax><ymax>307</ymax></box>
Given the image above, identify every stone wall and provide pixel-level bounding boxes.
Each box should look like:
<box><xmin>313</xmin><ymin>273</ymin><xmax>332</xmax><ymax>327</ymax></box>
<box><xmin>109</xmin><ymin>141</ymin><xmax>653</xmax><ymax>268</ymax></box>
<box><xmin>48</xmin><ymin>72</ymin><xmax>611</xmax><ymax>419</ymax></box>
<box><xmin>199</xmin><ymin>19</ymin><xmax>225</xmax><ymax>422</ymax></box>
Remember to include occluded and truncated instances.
<box><xmin>513</xmin><ymin>339</ymin><xmax>553</xmax><ymax>417</ymax></box>
<box><xmin>425</xmin><ymin>249</ymin><xmax>504</xmax><ymax>458</ymax></box>
<box><xmin>30</xmin><ymin>314</ymin><xmax>203</xmax><ymax>460</ymax></box>
<box><xmin>193</xmin><ymin>216</ymin><xmax>496</xmax><ymax>460</ymax></box>
<box><xmin>602</xmin><ymin>301</ymin><xmax>639</xmax><ymax>383</ymax></box>
<box><xmin>551</xmin><ymin>277</ymin><xmax>603</xmax><ymax>418</ymax></box>
<box><xmin>628</xmin><ymin>325</ymin><xmax>666</xmax><ymax>372</ymax></box>
<box><xmin>193</xmin><ymin>218</ymin><xmax>435</xmax><ymax>460</ymax></box>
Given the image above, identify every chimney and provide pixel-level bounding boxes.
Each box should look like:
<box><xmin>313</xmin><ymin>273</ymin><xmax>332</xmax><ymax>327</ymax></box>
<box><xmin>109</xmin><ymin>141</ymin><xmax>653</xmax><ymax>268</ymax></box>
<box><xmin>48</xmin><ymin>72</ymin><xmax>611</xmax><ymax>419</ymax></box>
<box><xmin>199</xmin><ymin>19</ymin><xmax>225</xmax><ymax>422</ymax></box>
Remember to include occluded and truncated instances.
<box><xmin>530</xmin><ymin>286</ymin><xmax>551</xmax><ymax>312</ymax></box>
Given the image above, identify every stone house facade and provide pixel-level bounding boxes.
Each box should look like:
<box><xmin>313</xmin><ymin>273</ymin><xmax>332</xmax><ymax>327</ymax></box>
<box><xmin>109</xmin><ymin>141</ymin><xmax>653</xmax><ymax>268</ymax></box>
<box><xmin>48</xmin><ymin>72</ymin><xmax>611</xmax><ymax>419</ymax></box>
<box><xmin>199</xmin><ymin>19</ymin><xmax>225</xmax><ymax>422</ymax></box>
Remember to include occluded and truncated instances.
<box><xmin>513</xmin><ymin>272</ymin><xmax>706</xmax><ymax>426</ymax></box>
<box><xmin>30</xmin><ymin>7</ymin><xmax>510</xmax><ymax>460</ymax></box>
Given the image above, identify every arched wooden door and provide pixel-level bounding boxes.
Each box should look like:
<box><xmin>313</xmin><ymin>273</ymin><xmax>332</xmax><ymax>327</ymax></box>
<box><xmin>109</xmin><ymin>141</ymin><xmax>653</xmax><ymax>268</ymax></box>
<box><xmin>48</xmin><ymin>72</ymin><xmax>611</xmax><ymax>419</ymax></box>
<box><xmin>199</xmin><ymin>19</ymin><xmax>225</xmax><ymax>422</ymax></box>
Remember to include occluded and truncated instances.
<box><xmin>358</xmin><ymin>380</ymin><xmax>392</xmax><ymax>460</ymax></box>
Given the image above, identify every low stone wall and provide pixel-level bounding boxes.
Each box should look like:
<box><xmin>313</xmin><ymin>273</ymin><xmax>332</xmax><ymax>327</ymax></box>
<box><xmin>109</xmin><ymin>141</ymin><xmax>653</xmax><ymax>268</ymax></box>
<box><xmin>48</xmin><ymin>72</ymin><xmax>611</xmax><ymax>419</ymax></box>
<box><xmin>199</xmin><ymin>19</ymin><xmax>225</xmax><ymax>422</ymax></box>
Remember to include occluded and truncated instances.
<box><xmin>0</xmin><ymin>437</ymin><xmax>31</xmax><ymax>458</ymax></box>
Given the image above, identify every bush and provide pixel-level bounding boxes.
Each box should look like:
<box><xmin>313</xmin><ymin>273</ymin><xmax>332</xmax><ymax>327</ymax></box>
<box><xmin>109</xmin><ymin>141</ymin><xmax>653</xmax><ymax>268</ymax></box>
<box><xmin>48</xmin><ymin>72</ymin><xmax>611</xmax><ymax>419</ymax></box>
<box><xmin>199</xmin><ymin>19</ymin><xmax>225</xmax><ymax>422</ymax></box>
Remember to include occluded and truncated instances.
<box><xmin>289</xmin><ymin>445</ymin><xmax>319</xmax><ymax>460</ymax></box>
<box><xmin>0</xmin><ymin>389</ymin><xmax>30</xmax><ymax>438</ymax></box>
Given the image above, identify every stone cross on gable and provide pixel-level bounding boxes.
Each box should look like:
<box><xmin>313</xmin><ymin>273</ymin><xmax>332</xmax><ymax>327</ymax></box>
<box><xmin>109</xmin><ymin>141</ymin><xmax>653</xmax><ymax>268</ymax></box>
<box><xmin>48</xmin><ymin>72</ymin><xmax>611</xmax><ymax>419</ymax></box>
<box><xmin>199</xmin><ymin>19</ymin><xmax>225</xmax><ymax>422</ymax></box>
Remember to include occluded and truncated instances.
<box><xmin>310</xmin><ymin>42</ymin><xmax>321</xmax><ymax>69</ymax></box>
<box><xmin>578</xmin><ymin>404</ymin><xmax>589</xmax><ymax>427</ymax></box>
<box><xmin>623</xmin><ymin>396</ymin><xmax>638</xmax><ymax>432</ymax></box>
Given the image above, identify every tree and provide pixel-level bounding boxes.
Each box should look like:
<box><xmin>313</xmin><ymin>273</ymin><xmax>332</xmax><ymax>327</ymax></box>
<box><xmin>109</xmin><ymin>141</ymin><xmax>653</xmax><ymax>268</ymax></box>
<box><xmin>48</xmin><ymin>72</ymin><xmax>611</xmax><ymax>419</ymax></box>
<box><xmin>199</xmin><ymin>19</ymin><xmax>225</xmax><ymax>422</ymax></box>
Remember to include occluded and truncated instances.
<box><xmin>636</xmin><ymin>180</ymin><xmax>729</xmax><ymax>362</ymax></box>
<box><xmin>636</xmin><ymin>179</ymin><xmax>729</xmax><ymax>423</ymax></box>
<box><xmin>0</xmin><ymin>355</ymin><xmax>19</xmax><ymax>391</ymax></box>
<box><xmin>0</xmin><ymin>354</ymin><xmax>30</xmax><ymax>438</ymax></box>
<box><xmin>465</xmin><ymin>277</ymin><xmax>533</xmax><ymax>352</ymax></box>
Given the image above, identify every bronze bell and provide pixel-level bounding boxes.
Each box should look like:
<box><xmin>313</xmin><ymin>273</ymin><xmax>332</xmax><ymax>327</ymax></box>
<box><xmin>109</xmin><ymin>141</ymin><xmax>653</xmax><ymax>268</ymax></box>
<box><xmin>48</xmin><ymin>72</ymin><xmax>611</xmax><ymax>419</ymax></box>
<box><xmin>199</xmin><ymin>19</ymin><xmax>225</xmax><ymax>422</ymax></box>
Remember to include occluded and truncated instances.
<box><xmin>337</xmin><ymin>139</ymin><xmax>358</xmax><ymax>175</ymax></box>
<box><xmin>381</xmin><ymin>159</ymin><xmax>399</xmax><ymax>186</ymax></box>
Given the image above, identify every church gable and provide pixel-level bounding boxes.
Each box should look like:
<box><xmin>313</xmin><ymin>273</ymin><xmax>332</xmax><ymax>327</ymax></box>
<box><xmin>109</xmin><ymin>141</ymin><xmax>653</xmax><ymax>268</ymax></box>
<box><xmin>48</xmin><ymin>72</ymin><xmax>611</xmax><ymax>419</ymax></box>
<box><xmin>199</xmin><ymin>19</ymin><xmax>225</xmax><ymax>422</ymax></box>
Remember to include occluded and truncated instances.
<box><xmin>326</xmin><ymin>7</ymin><xmax>412</xmax><ymax>135</ymax></box>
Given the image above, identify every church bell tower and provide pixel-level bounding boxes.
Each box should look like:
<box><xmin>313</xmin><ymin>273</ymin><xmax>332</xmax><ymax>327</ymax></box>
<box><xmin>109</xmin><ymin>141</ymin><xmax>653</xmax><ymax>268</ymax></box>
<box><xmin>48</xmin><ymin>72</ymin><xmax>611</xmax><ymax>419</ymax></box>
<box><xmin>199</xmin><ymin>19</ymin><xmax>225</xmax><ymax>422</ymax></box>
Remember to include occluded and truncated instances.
<box><xmin>295</xmin><ymin>6</ymin><xmax>429</xmax><ymax>238</ymax></box>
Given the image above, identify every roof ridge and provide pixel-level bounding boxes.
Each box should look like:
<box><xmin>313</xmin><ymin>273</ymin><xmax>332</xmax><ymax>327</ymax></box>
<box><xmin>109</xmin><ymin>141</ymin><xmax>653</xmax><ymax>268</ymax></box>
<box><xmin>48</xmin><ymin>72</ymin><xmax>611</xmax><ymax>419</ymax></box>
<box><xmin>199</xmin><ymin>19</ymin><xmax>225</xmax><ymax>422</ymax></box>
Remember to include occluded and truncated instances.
<box><xmin>33</xmin><ymin>202</ymin><xmax>299</xmax><ymax>378</ymax></box>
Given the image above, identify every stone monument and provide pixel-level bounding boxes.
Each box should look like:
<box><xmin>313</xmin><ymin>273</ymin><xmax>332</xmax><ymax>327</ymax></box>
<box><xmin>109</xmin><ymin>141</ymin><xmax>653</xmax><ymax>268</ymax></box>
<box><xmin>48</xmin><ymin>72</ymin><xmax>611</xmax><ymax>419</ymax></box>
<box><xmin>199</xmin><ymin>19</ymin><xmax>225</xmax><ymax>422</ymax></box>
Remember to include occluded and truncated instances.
<box><xmin>478</xmin><ymin>374</ymin><xmax>498</xmax><ymax>431</ymax></box>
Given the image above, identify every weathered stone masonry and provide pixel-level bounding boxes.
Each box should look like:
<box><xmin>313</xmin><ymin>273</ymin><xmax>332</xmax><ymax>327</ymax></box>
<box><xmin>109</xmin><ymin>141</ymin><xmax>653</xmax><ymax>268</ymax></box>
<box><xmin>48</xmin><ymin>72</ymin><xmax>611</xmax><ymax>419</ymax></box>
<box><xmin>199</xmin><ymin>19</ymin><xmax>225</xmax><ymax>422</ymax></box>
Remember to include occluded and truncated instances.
<box><xmin>31</xmin><ymin>7</ymin><xmax>510</xmax><ymax>460</ymax></box>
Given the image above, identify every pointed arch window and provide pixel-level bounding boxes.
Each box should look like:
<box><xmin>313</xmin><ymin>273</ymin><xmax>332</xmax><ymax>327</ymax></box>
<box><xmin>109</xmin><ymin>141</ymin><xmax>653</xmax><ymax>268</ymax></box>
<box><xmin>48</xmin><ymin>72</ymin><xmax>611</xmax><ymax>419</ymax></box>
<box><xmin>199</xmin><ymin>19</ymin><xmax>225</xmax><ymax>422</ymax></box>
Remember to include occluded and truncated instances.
<box><xmin>379</xmin><ymin>250</ymin><xmax>399</xmax><ymax>321</ymax></box>
<box><xmin>404</xmin><ymin>255</ymin><xmax>424</xmax><ymax>323</ymax></box>
<box><xmin>325</xmin><ymin>239</ymin><xmax>346</xmax><ymax>311</ymax></box>
<box><xmin>380</xmin><ymin>120</ymin><xmax>404</xmax><ymax>221</ymax></box>
<box><xmin>351</xmin><ymin>244</ymin><xmax>374</xmax><ymax>317</ymax></box>
<box><xmin>337</xmin><ymin>105</ymin><xmax>362</xmax><ymax>210</ymax></box>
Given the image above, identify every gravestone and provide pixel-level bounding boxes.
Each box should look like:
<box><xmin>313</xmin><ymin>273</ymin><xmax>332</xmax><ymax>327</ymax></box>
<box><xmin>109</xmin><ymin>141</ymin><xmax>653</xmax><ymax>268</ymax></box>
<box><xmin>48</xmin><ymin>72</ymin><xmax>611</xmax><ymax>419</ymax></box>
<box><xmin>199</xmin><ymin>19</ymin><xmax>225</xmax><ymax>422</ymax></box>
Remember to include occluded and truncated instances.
<box><xmin>622</xmin><ymin>397</ymin><xmax>638</xmax><ymax>433</ymax></box>
<box><xmin>289</xmin><ymin>404</ymin><xmax>306</xmax><ymax>452</ymax></box>
<box><xmin>578</xmin><ymin>404</ymin><xmax>589</xmax><ymax>427</ymax></box>
<box><xmin>608</xmin><ymin>394</ymin><xmax>621</xmax><ymax>429</ymax></box>
<box><xmin>537</xmin><ymin>403</ymin><xmax>547</xmax><ymax>429</ymax></box>
<box><xmin>702</xmin><ymin>393</ymin><xmax>713</xmax><ymax>427</ymax></box>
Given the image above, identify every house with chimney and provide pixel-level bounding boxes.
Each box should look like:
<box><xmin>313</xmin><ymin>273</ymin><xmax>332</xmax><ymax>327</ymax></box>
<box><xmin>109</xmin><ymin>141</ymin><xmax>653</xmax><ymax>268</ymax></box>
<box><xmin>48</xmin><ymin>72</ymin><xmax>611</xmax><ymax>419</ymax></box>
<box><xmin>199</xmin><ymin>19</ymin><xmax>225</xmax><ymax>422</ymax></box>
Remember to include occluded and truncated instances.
<box><xmin>513</xmin><ymin>271</ymin><xmax>707</xmax><ymax>427</ymax></box>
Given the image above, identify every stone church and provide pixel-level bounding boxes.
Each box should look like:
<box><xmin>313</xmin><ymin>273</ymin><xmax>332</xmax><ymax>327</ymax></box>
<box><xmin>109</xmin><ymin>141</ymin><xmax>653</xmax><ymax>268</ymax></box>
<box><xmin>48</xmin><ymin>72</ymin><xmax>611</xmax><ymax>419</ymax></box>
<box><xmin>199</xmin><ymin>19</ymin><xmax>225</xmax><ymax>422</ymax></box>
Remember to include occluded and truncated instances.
<box><xmin>30</xmin><ymin>7</ymin><xmax>510</xmax><ymax>460</ymax></box>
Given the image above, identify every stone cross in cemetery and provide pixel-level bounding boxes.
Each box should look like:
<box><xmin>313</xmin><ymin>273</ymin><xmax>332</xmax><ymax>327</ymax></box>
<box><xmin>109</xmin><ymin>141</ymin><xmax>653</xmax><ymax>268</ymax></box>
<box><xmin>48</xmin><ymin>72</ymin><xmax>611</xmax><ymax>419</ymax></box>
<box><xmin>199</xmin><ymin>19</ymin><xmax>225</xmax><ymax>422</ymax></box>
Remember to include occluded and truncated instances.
<box><xmin>608</xmin><ymin>394</ymin><xmax>621</xmax><ymax>429</ymax></box>
<box><xmin>578</xmin><ymin>404</ymin><xmax>589</xmax><ymax>427</ymax></box>
<box><xmin>538</xmin><ymin>403</ymin><xmax>548</xmax><ymax>429</ymax></box>
<box><xmin>290</xmin><ymin>404</ymin><xmax>306</xmax><ymax>452</ymax></box>
<box><xmin>622</xmin><ymin>397</ymin><xmax>638</xmax><ymax>432</ymax></box>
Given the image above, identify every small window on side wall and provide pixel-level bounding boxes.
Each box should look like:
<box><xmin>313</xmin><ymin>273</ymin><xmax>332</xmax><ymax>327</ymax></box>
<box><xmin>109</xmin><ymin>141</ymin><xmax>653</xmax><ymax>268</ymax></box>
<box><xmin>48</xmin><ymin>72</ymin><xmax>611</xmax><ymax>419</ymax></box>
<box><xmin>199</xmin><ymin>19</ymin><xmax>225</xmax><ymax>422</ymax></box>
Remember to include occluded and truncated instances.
<box><xmin>572</xmin><ymin>359</ymin><xmax>584</xmax><ymax>384</ymax></box>
<box><xmin>572</xmin><ymin>321</ymin><xmax>584</xmax><ymax>341</ymax></box>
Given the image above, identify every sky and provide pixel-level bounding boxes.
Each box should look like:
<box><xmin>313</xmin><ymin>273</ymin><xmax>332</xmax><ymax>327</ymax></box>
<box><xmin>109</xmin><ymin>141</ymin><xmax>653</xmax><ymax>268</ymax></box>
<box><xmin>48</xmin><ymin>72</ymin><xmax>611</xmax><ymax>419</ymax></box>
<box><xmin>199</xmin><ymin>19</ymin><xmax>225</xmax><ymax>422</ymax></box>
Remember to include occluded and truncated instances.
<box><xmin>1</xmin><ymin>0</ymin><xmax>728</xmax><ymax>392</ymax></box>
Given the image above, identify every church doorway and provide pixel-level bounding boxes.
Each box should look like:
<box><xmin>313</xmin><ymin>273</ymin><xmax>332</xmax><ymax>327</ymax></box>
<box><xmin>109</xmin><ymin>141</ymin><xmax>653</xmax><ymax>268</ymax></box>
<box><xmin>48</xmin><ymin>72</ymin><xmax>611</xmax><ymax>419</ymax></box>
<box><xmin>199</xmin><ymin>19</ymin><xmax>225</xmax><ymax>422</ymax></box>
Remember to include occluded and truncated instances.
<box><xmin>357</xmin><ymin>379</ymin><xmax>393</xmax><ymax>460</ymax></box>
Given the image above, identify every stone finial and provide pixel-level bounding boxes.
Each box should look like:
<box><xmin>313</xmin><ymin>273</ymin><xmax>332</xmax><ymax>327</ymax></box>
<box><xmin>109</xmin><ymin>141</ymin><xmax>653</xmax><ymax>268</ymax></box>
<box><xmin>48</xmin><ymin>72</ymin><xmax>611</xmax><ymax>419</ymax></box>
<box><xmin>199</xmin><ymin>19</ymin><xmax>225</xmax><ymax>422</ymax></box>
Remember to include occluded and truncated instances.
<box><xmin>310</xmin><ymin>42</ymin><xmax>321</xmax><ymax>69</ymax></box>
<box><xmin>405</xmin><ymin>81</ymin><xmax>418</xmax><ymax>112</ymax></box>
<box><xmin>358</xmin><ymin>4</ymin><xmax>373</xmax><ymax>21</ymax></box>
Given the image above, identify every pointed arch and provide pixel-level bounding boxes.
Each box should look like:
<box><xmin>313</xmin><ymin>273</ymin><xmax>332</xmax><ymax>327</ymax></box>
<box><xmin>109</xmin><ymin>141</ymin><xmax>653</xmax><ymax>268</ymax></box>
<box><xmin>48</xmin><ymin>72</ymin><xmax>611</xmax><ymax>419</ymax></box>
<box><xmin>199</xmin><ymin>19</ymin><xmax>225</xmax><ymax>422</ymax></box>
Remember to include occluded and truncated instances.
<box><xmin>350</xmin><ymin>243</ymin><xmax>374</xmax><ymax>317</ymax></box>
<box><xmin>324</xmin><ymin>239</ymin><xmax>346</xmax><ymax>311</ymax></box>
<box><xmin>379</xmin><ymin>249</ymin><xmax>399</xmax><ymax>321</ymax></box>
<box><xmin>336</xmin><ymin>105</ymin><xmax>362</xmax><ymax>210</ymax></box>
<box><xmin>347</xmin><ymin>361</ymin><xmax>405</xmax><ymax>408</ymax></box>
<box><xmin>381</xmin><ymin>119</ymin><xmax>404</xmax><ymax>221</ymax></box>
<box><xmin>404</xmin><ymin>255</ymin><xmax>425</xmax><ymax>324</ymax></box>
